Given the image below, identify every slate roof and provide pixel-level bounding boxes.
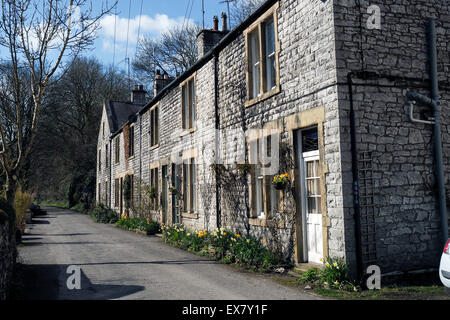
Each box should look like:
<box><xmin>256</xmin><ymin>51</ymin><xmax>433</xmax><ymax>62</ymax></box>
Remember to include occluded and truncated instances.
<box><xmin>105</xmin><ymin>100</ymin><xmax>143</xmax><ymax>134</ymax></box>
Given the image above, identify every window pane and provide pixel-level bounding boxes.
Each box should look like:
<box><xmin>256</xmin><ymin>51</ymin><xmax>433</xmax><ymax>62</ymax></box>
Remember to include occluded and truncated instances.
<box><xmin>155</xmin><ymin>107</ymin><xmax>159</xmax><ymax>144</ymax></box>
<box><xmin>307</xmin><ymin>162</ymin><xmax>314</xmax><ymax>178</ymax></box>
<box><xmin>183</xmin><ymin>163</ymin><xmax>189</xmax><ymax>212</ymax></box>
<box><xmin>270</xmin><ymin>183</ymin><xmax>278</xmax><ymax>213</ymax></box>
<box><xmin>256</xmin><ymin>174</ymin><xmax>264</xmax><ymax>218</ymax></box>
<box><xmin>308</xmin><ymin>197</ymin><xmax>316</xmax><ymax>214</ymax></box>
<box><xmin>182</xmin><ymin>85</ymin><xmax>188</xmax><ymax>129</ymax></box>
<box><xmin>250</xmin><ymin>30</ymin><xmax>260</xmax><ymax>99</ymax></box>
<box><xmin>189</xmin><ymin>80</ymin><xmax>195</xmax><ymax>128</ymax></box>
<box><xmin>302</xmin><ymin>128</ymin><xmax>319</xmax><ymax>153</ymax></box>
<box><xmin>307</xmin><ymin>179</ymin><xmax>315</xmax><ymax>196</ymax></box>
<box><xmin>264</xmin><ymin>19</ymin><xmax>276</xmax><ymax>90</ymax></box>
<box><xmin>190</xmin><ymin>161</ymin><xmax>196</xmax><ymax>212</ymax></box>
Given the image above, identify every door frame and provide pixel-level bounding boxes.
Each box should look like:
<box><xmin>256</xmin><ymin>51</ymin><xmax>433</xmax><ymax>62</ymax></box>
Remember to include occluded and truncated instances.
<box><xmin>286</xmin><ymin>107</ymin><xmax>328</xmax><ymax>264</ymax></box>
<box><xmin>162</xmin><ymin>165</ymin><xmax>169</xmax><ymax>225</ymax></box>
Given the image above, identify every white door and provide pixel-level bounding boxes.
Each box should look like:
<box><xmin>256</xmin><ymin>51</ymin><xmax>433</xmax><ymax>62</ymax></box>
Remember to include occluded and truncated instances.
<box><xmin>301</xmin><ymin>151</ymin><xmax>323</xmax><ymax>264</ymax></box>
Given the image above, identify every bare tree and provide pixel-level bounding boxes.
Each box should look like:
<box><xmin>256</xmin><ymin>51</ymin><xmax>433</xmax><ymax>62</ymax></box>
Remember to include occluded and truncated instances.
<box><xmin>27</xmin><ymin>57</ymin><xmax>129</xmax><ymax>205</ymax></box>
<box><xmin>132</xmin><ymin>23</ymin><xmax>202</xmax><ymax>92</ymax></box>
<box><xmin>228</xmin><ymin>0</ymin><xmax>265</xmax><ymax>27</ymax></box>
<box><xmin>0</xmin><ymin>0</ymin><xmax>116</xmax><ymax>204</ymax></box>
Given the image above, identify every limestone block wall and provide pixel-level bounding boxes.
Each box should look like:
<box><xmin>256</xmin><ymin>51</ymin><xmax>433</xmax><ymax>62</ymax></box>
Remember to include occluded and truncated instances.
<box><xmin>334</xmin><ymin>0</ymin><xmax>450</xmax><ymax>272</ymax></box>
<box><xmin>216</xmin><ymin>0</ymin><xmax>350</xmax><ymax>264</ymax></box>
<box><xmin>0</xmin><ymin>221</ymin><xmax>16</xmax><ymax>300</ymax></box>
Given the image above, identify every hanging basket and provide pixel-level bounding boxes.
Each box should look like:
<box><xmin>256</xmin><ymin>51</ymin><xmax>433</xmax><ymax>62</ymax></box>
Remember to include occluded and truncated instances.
<box><xmin>274</xmin><ymin>182</ymin><xmax>288</xmax><ymax>190</ymax></box>
<box><xmin>169</xmin><ymin>187</ymin><xmax>178</xmax><ymax>195</ymax></box>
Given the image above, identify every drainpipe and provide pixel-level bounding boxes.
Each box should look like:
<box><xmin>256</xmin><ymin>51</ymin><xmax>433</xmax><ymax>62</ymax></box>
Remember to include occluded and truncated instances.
<box><xmin>139</xmin><ymin>113</ymin><xmax>142</xmax><ymax>207</ymax></box>
<box><xmin>109</xmin><ymin>135</ymin><xmax>112</xmax><ymax>209</ymax></box>
<box><xmin>214</xmin><ymin>53</ymin><xmax>221</xmax><ymax>229</ymax></box>
<box><xmin>347</xmin><ymin>72</ymin><xmax>363</xmax><ymax>280</ymax></box>
<box><xmin>407</xmin><ymin>19</ymin><xmax>448</xmax><ymax>245</ymax></box>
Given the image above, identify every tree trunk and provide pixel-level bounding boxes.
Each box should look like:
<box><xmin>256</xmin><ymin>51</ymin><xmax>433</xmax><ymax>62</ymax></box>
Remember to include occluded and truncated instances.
<box><xmin>5</xmin><ymin>175</ymin><xmax>17</xmax><ymax>207</ymax></box>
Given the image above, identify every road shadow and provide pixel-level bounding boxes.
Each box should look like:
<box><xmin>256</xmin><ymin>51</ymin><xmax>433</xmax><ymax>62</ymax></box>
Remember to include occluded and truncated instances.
<box><xmin>29</xmin><ymin>233</ymin><xmax>94</xmax><ymax>237</ymax></box>
<box><xmin>17</xmin><ymin>264</ymin><xmax>144</xmax><ymax>300</ymax></box>
<box><xmin>30</xmin><ymin>219</ymin><xmax>50</xmax><ymax>225</ymax></box>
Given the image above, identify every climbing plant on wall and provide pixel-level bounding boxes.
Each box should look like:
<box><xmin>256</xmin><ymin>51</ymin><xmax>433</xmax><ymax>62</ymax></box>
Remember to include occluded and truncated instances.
<box><xmin>123</xmin><ymin>175</ymin><xmax>132</xmax><ymax>215</ymax></box>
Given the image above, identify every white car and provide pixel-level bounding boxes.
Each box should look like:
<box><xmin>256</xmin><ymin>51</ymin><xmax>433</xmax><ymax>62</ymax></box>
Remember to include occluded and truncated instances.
<box><xmin>439</xmin><ymin>238</ymin><xmax>450</xmax><ymax>294</ymax></box>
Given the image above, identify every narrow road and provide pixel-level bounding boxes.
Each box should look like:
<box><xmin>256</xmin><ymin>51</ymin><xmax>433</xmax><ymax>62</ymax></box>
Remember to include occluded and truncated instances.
<box><xmin>18</xmin><ymin>207</ymin><xmax>319</xmax><ymax>300</ymax></box>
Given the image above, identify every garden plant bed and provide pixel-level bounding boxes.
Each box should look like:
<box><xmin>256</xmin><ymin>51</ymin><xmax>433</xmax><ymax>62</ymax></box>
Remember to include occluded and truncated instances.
<box><xmin>273</xmin><ymin>268</ymin><xmax>450</xmax><ymax>300</ymax></box>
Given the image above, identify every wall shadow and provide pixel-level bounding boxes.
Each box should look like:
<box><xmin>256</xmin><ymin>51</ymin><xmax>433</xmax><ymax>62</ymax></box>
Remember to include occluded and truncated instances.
<box><xmin>18</xmin><ymin>264</ymin><xmax>145</xmax><ymax>300</ymax></box>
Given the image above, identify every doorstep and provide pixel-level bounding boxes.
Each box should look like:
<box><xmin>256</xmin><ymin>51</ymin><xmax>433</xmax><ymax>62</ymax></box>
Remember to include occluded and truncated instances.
<box><xmin>293</xmin><ymin>262</ymin><xmax>324</xmax><ymax>273</ymax></box>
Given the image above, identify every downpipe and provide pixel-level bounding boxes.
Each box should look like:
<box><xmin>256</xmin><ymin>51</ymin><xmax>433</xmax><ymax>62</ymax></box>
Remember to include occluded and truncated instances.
<box><xmin>407</xmin><ymin>19</ymin><xmax>449</xmax><ymax>245</ymax></box>
<box><xmin>347</xmin><ymin>72</ymin><xmax>363</xmax><ymax>280</ymax></box>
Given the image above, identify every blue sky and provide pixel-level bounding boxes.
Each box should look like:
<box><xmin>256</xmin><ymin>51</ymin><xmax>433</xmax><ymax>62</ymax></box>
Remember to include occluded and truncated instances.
<box><xmin>93</xmin><ymin>0</ymin><xmax>230</xmax><ymax>70</ymax></box>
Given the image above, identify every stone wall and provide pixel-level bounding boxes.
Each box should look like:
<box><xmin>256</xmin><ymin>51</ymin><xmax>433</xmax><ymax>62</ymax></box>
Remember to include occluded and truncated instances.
<box><xmin>0</xmin><ymin>217</ymin><xmax>16</xmax><ymax>300</ymax></box>
<box><xmin>334</xmin><ymin>0</ymin><xmax>450</xmax><ymax>273</ymax></box>
<box><xmin>216</xmin><ymin>0</ymin><xmax>349</xmax><ymax>264</ymax></box>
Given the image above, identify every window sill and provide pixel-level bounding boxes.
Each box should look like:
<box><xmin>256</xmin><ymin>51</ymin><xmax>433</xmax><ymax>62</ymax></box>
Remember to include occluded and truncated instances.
<box><xmin>244</xmin><ymin>86</ymin><xmax>280</xmax><ymax>108</ymax></box>
<box><xmin>180</xmin><ymin>127</ymin><xmax>196</xmax><ymax>137</ymax></box>
<box><xmin>149</xmin><ymin>144</ymin><xmax>159</xmax><ymax>151</ymax></box>
<box><xmin>249</xmin><ymin>217</ymin><xmax>285</xmax><ymax>228</ymax></box>
<box><xmin>128</xmin><ymin>156</ymin><xmax>135</xmax><ymax>161</ymax></box>
<box><xmin>182</xmin><ymin>212</ymin><xmax>199</xmax><ymax>220</ymax></box>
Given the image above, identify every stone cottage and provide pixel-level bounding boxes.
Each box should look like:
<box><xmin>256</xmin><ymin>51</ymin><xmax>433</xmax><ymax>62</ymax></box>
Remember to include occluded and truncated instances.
<box><xmin>97</xmin><ymin>0</ymin><xmax>450</xmax><ymax>278</ymax></box>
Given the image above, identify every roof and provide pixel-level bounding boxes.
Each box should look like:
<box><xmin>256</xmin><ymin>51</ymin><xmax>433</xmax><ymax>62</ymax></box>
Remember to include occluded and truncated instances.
<box><xmin>106</xmin><ymin>100</ymin><xmax>143</xmax><ymax>134</ymax></box>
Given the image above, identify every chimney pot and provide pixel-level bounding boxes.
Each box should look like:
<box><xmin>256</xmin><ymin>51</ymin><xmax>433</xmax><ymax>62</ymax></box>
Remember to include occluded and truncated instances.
<box><xmin>213</xmin><ymin>16</ymin><xmax>219</xmax><ymax>31</ymax></box>
<box><xmin>221</xmin><ymin>12</ymin><xmax>228</xmax><ymax>32</ymax></box>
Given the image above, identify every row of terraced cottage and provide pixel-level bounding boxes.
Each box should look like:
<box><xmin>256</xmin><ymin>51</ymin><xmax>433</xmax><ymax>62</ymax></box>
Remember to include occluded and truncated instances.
<box><xmin>97</xmin><ymin>0</ymin><xmax>450</xmax><ymax>278</ymax></box>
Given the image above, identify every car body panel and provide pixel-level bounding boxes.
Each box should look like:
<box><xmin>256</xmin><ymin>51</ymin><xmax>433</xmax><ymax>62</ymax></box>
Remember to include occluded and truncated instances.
<box><xmin>439</xmin><ymin>249</ymin><xmax>450</xmax><ymax>289</ymax></box>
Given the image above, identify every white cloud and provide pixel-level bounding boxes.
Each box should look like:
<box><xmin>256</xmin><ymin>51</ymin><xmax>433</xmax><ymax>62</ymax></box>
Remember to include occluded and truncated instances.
<box><xmin>99</xmin><ymin>13</ymin><xmax>191</xmax><ymax>45</ymax></box>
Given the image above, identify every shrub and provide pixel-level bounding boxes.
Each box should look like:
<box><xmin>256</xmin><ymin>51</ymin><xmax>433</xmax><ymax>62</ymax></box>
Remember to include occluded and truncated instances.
<box><xmin>161</xmin><ymin>226</ymin><xmax>278</xmax><ymax>271</ymax></box>
<box><xmin>299</xmin><ymin>268</ymin><xmax>321</xmax><ymax>283</ymax></box>
<box><xmin>116</xmin><ymin>216</ymin><xmax>160</xmax><ymax>235</ymax></box>
<box><xmin>70</xmin><ymin>203</ymin><xmax>85</xmax><ymax>213</ymax></box>
<box><xmin>14</xmin><ymin>187</ymin><xmax>33</xmax><ymax>230</ymax></box>
<box><xmin>0</xmin><ymin>198</ymin><xmax>16</xmax><ymax>237</ymax></box>
<box><xmin>89</xmin><ymin>204</ymin><xmax>118</xmax><ymax>224</ymax></box>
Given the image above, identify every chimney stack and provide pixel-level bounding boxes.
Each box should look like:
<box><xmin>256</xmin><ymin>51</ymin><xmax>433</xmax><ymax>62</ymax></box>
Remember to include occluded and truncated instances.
<box><xmin>131</xmin><ymin>84</ymin><xmax>147</xmax><ymax>105</ymax></box>
<box><xmin>213</xmin><ymin>15</ymin><xmax>219</xmax><ymax>31</ymax></box>
<box><xmin>154</xmin><ymin>69</ymin><xmax>174</xmax><ymax>96</ymax></box>
<box><xmin>196</xmin><ymin>13</ymin><xmax>229</xmax><ymax>58</ymax></box>
<box><xmin>221</xmin><ymin>12</ymin><xmax>227</xmax><ymax>32</ymax></box>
